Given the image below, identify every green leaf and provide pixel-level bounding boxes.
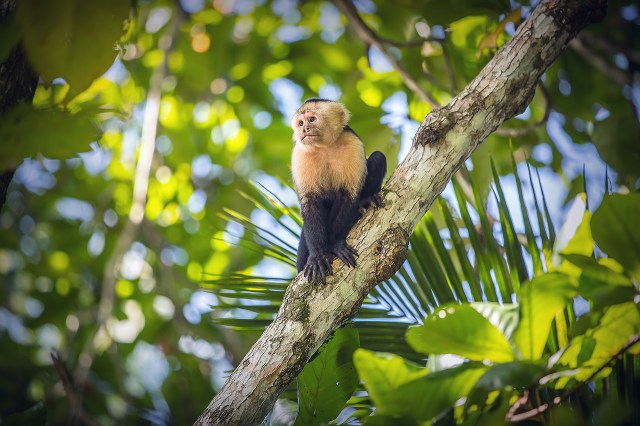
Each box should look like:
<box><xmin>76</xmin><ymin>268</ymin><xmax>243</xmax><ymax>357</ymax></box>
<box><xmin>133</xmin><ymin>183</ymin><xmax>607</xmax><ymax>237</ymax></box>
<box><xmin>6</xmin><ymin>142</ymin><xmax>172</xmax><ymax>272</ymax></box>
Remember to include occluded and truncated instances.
<box><xmin>407</xmin><ymin>304</ymin><xmax>516</xmax><ymax>363</ymax></box>
<box><xmin>439</xmin><ymin>198</ymin><xmax>482</xmax><ymax>299</ymax></box>
<box><xmin>466</xmin><ymin>361</ymin><xmax>547</xmax><ymax>407</ymax></box>
<box><xmin>471</xmin><ymin>302</ymin><xmax>519</xmax><ymax>340</ymax></box>
<box><xmin>555</xmin><ymin>195</ymin><xmax>593</xmax><ymax>257</ymax></box>
<box><xmin>526</xmin><ymin>162</ymin><xmax>550</xmax><ymax>248</ymax></box>
<box><xmin>0</xmin><ymin>105</ymin><xmax>98</xmax><ymax>171</ymax></box>
<box><xmin>556</xmin><ymin>302</ymin><xmax>640</xmax><ymax>385</ymax></box>
<box><xmin>388</xmin><ymin>364</ymin><xmax>488</xmax><ymax>421</ymax></box>
<box><xmin>535</xmin><ymin>168</ymin><xmax>556</xmax><ymax>245</ymax></box>
<box><xmin>510</xmin><ymin>155</ymin><xmax>543</xmax><ymax>275</ymax></box>
<box><xmin>16</xmin><ymin>0</ymin><xmax>130</xmax><ymax>96</ymax></box>
<box><xmin>425</xmin><ymin>216</ymin><xmax>467</xmax><ymax>302</ymax></box>
<box><xmin>353</xmin><ymin>349</ymin><xmax>428</xmax><ymax>412</ymax></box>
<box><xmin>295</xmin><ymin>324</ymin><xmax>360</xmax><ymax>425</ymax></box>
<box><xmin>452</xmin><ymin>179</ymin><xmax>498</xmax><ymax>301</ymax></box>
<box><xmin>356</xmin><ymin>349</ymin><xmax>486</xmax><ymax>421</ymax></box>
<box><xmin>563</xmin><ymin>254</ymin><xmax>635</xmax><ymax>310</ymax></box>
<box><xmin>468</xmin><ymin>167</ymin><xmax>512</xmax><ymax>300</ymax></box>
<box><xmin>491</xmin><ymin>175</ymin><xmax>527</xmax><ymax>290</ymax></box>
<box><xmin>562</xmin><ymin>212</ymin><xmax>594</xmax><ymax>257</ymax></box>
<box><xmin>591</xmin><ymin>193</ymin><xmax>640</xmax><ymax>279</ymax></box>
<box><xmin>410</xmin><ymin>220</ymin><xmax>455</xmax><ymax>304</ymax></box>
<box><xmin>513</xmin><ymin>273</ymin><xmax>577</xmax><ymax>360</ymax></box>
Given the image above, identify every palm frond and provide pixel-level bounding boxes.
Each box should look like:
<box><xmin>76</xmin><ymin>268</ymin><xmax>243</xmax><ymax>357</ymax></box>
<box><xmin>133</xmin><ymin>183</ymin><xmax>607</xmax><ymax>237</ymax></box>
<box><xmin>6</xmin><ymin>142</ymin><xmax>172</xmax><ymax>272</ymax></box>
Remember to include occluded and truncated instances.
<box><xmin>202</xmin><ymin>160</ymin><xmax>557</xmax><ymax>362</ymax></box>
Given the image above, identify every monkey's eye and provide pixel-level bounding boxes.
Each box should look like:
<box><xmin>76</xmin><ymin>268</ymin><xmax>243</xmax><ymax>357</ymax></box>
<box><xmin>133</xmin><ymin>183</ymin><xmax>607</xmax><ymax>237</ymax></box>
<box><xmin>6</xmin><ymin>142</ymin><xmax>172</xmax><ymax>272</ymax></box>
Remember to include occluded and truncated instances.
<box><xmin>298</xmin><ymin>120</ymin><xmax>303</xmax><ymax>126</ymax></box>
<box><xmin>309</xmin><ymin>116</ymin><xmax>316</xmax><ymax>122</ymax></box>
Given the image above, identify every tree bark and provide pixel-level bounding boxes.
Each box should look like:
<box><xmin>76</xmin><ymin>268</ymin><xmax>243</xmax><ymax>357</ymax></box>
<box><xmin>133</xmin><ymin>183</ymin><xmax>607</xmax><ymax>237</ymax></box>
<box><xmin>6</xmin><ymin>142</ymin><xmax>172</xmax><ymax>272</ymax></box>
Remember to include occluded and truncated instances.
<box><xmin>0</xmin><ymin>0</ymin><xmax>38</xmax><ymax>211</ymax></box>
<box><xmin>195</xmin><ymin>0</ymin><xmax>606</xmax><ymax>424</ymax></box>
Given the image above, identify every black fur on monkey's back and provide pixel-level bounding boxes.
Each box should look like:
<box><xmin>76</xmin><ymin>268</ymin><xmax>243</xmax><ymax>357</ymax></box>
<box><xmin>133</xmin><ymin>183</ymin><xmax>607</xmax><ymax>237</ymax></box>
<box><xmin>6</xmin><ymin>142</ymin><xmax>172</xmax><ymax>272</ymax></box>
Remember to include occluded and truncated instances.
<box><xmin>291</xmin><ymin>98</ymin><xmax>387</xmax><ymax>283</ymax></box>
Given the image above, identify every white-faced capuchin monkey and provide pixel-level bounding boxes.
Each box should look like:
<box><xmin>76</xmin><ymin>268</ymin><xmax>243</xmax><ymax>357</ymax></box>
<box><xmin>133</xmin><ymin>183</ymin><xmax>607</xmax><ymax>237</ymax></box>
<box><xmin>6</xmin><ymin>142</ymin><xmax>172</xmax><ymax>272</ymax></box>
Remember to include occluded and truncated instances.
<box><xmin>291</xmin><ymin>98</ymin><xmax>387</xmax><ymax>284</ymax></box>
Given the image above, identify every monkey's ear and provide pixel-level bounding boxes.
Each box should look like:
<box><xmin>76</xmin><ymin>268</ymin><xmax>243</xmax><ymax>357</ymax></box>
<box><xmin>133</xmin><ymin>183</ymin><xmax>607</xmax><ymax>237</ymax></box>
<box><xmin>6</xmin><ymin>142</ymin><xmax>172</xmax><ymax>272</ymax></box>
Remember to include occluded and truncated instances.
<box><xmin>334</xmin><ymin>102</ymin><xmax>351</xmax><ymax>127</ymax></box>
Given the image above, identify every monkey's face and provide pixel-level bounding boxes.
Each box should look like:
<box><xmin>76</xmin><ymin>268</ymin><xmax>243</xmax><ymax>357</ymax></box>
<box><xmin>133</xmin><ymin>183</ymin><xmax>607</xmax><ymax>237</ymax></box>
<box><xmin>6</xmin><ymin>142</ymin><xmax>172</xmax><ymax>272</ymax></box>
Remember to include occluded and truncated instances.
<box><xmin>292</xmin><ymin>109</ymin><xmax>323</xmax><ymax>146</ymax></box>
<box><xmin>291</xmin><ymin>101</ymin><xmax>350</xmax><ymax>148</ymax></box>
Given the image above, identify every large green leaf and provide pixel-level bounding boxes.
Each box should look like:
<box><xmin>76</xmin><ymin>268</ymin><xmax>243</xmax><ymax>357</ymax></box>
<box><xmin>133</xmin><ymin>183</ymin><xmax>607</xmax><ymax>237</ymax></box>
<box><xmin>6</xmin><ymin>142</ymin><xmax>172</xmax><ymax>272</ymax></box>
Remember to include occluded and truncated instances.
<box><xmin>591</xmin><ymin>194</ymin><xmax>640</xmax><ymax>280</ymax></box>
<box><xmin>355</xmin><ymin>349</ymin><xmax>486</xmax><ymax>421</ymax></box>
<box><xmin>295</xmin><ymin>324</ymin><xmax>360</xmax><ymax>425</ymax></box>
<box><xmin>512</xmin><ymin>273</ymin><xmax>577</xmax><ymax>360</ymax></box>
<box><xmin>385</xmin><ymin>364</ymin><xmax>487</xmax><ymax>421</ymax></box>
<box><xmin>353</xmin><ymin>350</ymin><xmax>428</xmax><ymax>409</ymax></box>
<box><xmin>0</xmin><ymin>105</ymin><xmax>98</xmax><ymax>171</ymax></box>
<box><xmin>407</xmin><ymin>304</ymin><xmax>516</xmax><ymax>363</ymax></box>
<box><xmin>16</xmin><ymin>0</ymin><xmax>130</xmax><ymax>96</ymax></box>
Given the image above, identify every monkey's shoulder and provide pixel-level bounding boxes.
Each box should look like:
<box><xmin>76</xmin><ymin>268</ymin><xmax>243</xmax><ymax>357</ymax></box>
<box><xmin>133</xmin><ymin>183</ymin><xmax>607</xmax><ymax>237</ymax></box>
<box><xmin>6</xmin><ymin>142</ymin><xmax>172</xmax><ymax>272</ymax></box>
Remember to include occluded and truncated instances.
<box><xmin>292</xmin><ymin>132</ymin><xmax>366</xmax><ymax>199</ymax></box>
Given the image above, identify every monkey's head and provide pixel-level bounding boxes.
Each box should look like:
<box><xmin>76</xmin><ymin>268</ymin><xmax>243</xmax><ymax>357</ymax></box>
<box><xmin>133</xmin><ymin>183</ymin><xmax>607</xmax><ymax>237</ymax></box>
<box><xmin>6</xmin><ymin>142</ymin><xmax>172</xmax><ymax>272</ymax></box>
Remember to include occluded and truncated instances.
<box><xmin>291</xmin><ymin>99</ymin><xmax>350</xmax><ymax>148</ymax></box>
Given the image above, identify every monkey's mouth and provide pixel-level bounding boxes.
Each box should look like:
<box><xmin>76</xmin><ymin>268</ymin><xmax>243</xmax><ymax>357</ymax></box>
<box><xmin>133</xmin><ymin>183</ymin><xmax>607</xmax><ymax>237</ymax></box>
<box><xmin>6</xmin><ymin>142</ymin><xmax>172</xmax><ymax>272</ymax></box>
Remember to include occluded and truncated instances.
<box><xmin>301</xmin><ymin>134</ymin><xmax>320</xmax><ymax>142</ymax></box>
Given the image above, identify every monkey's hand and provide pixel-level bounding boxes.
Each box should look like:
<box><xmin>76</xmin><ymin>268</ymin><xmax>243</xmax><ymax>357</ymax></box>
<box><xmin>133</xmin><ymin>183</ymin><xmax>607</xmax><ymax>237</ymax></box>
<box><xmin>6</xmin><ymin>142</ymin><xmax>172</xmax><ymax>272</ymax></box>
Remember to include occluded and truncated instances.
<box><xmin>333</xmin><ymin>240</ymin><xmax>357</xmax><ymax>268</ymax></box>
<box><xmin>358</xmin><ymin>193</ymin><xmax>382</xmax><ymax>215</ymax></box>
<box><xmin>304</xmin><ymin>253</ymin><xmax>333</xmax><ymax>285</ymax></box>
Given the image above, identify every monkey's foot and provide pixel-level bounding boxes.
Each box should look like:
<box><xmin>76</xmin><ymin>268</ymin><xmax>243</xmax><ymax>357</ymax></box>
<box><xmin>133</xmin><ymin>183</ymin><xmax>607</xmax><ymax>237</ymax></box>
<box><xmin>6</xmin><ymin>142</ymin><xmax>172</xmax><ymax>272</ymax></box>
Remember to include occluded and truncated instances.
<box><xmin>358</xmin><ymin>193</ymin><xmax>382</xmax><ymax>214</ymax></box>
<box><xmin>304</xmin><ymin>253</ymin><xmax>333</xmax><ymax>285</ymax></box>
<box><xmin>333</xmin><ymin>240</ymin><xmax>357</xmax><ymax>268</ymax></box>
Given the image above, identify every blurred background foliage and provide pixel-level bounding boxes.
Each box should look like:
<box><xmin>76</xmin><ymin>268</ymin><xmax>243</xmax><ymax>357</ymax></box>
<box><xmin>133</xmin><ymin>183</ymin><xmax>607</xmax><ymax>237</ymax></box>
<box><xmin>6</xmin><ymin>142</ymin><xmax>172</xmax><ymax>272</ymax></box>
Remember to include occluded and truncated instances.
<box><xmin>0</xmin><ymin>0</ymin><xmax>639</xmax><ymax>424</ymax></box>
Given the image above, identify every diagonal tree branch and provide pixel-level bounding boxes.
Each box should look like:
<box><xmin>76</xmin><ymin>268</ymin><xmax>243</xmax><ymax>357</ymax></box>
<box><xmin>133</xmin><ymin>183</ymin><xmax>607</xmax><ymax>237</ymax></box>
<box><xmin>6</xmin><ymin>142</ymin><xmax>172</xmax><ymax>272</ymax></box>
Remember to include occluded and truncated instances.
<box><xmin>195</xmin><ymin>0</ymin><xmax>607</xmax><ymax>424</ymax></box>
<box><xmin>494</xmin><ymin>81</ymin><xmax>552</xmax><ymax>137</ymax></box>
<box><xmin>333</xmin><ymin>0</ymin><xmax>440</xmax><ymax>108</ymax></box>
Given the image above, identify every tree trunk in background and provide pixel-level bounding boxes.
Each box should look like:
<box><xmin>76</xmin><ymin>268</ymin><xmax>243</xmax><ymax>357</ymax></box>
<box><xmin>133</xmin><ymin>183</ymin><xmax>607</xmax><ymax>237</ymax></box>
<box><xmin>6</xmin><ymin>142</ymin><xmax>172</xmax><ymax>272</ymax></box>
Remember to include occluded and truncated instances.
<box><xmin>195</xmin><ymin>0</ymin><xmax>607</xmax><ymax>424</ymax></box>
<box><xmin>0</xmin><ymin>0</ymin><xmax>38</xmax><ymax>211</ymax></box>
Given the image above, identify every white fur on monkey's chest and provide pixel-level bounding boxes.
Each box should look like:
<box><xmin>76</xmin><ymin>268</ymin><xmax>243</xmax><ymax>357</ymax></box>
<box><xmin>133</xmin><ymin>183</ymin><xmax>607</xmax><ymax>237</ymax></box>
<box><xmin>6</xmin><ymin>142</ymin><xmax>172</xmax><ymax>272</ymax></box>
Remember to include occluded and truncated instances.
<box><xmin>291</xmin><ymin>134</ymin><xmax>366</xmax><ymax>200</ymax></box>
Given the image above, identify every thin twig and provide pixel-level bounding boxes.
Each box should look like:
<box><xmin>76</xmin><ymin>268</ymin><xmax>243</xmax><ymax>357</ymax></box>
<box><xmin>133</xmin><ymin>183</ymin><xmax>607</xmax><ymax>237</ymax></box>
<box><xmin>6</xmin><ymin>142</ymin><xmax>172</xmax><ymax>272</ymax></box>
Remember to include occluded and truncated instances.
<box><xmin>495</xmin><ymin>81</ymin><xmax>551</xmax><ymax>137</ymax></box>
<box><xmin>378</xmin><ymin>36</ymin><xmax>424</xmax><ymax>48</ymax></box>
<box><xmin>506</xmin><ymin>332</ymin><xmax>640</xmax><ymax>423</ymax></box>
<box><xmin>51</xmin><ymin>351</ymin><xmax>100</xmax><ymax>426</ymax></box>
<box><xmin>570</xmin><ymin>35</ymin><xmax>632</xmax><ymax>86</ymax></box>
<box><xmin>577</xmin><ymin>31</ymin><xmax>640</xmax><ymax>66</ymax></box>
<box><xmin>441</xmin><ymin>41</ymin><xmax>458</xmax><ymax>92</ymax></box>
<box><xmin>333</xmin><ymin>0</ymin><xmax>440</xmax><ymax>108</ymax></box>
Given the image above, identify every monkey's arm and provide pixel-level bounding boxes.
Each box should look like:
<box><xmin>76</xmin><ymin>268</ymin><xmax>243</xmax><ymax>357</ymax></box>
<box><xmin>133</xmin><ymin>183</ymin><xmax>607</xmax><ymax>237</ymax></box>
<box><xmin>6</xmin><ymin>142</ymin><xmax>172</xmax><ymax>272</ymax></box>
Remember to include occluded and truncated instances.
<box><xmin>296</xmin><ymin>229</ymin><xmax>309</xmax><ymax>273</ymax></box>
<box><xmin>359</xmin><ymin>151</ymin><xmax>387</xmax><ymax>210</ymax></box>
<box><xmin>300</xmin><ymin>198</ymin><xmax>333</xmax><ymax>284</ymax></box>
<box><xmin>328</xmin><ymin>152</ymin><xmax>387</xmax><ymax>268</ymax></box>
<box><xmin>328</xmin><ymin>190</ymin><xmax>360</xmax><ymax>267</ymax></box>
